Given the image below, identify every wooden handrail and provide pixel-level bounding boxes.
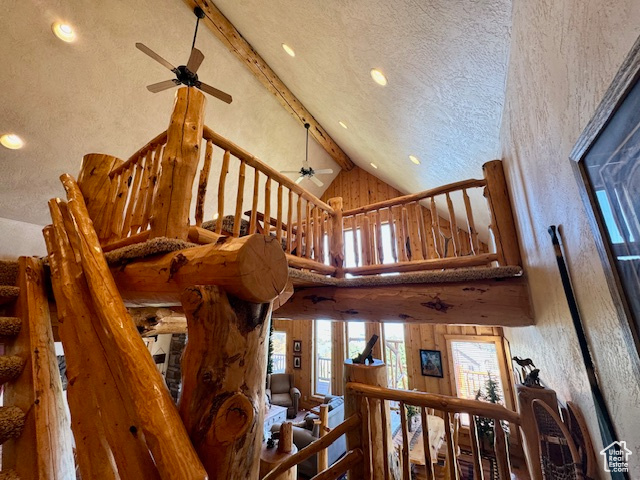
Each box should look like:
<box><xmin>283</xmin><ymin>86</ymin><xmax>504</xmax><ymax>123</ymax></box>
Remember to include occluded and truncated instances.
<box><xmin>110</xmin><ymin>130</ymin><xmax>168</xmax><ymax>177</ymax></box>
<box><xmin>346</xmin><ymin>383</ymin><xmax>521</xmax><ymax>424</ymax></box>
<box><xmin>310</xmin><ymin>448</ymin><xmax>363</xmax><ymax>480</ymax></box>
<box><xmin>342</xmin><ymin>178</ymin><xmax>486</xmax><ymax>217</ymax></box>
<box><xmin>203</xmin><ymin>126</ymin><xmax>335</xmax><ymax>214</ymax></box>
<box><xmin>262</xmin><ymin>413</ymin><xmax>361</xmax><ymax>480</ymax></box>
<box><xmin>343</xmin><ymin>253</ymin><xmax>497</xmax><ymax>276</ymax></box>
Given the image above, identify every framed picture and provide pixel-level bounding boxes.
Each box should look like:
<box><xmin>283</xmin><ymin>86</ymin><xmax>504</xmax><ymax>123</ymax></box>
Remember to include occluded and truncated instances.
<box><xmin>420</xmin><ymin>349</ymin><xmax>443</xmax><ymax>378</ymax></box>
<box><xmin>570</xmin><ymin>35</ymin><xmax>640</xmax><ymax>361</ymax></box>
<box><xmin>293</xmin><ymin>355</ymin><xmax>301</xmax><ymax>369</ymax></box>
<box><xmin>293</xmin><ymin>340</ymin><xmax>302</xmax><ymax>352</ymax></box>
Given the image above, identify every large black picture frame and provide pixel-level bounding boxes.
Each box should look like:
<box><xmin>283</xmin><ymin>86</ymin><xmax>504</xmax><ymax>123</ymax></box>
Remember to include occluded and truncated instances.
<box><xmin>570</xmin><ymin>34</ymin><xmax>640</xmax><ymax>366</ymax></box>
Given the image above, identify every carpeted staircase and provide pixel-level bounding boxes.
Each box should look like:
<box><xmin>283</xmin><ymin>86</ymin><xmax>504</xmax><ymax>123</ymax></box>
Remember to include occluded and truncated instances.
<box><xmin>0</xmin><ymin>260</ymin><xmax>29</xmax><ymax>480</ymax></box>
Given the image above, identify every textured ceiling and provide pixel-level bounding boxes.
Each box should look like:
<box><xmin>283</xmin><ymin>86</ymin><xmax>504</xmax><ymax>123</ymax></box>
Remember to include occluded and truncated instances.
<box><xmin>213</xmin><ymin>0</ymin><xmax>512</xmax><ymax>196</ymax></box>
<box><xmin>0</xmin><ymin>0</ymin><xmax>511</xmax><ymax>229</ymax></box>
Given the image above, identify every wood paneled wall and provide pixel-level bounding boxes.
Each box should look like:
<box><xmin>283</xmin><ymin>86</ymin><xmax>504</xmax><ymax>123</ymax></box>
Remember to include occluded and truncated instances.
<box><xmin>321</xmin><ymin>166</ymin><xmax>403</xmax><ymax>210</ymax></box>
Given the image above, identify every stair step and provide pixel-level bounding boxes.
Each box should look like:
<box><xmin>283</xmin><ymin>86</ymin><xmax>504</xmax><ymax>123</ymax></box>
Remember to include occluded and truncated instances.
<box><xmin>0</xmin><ymin>356</ymin><xmax>23</xmax><ymax>384</ymax></box>
<box><xmin>0</xmin><ymin>470</ymin><xmax>19</xmax><ymax>480</ymax></box>
<box><xmin>0</xmin><ymin>287</ymin><xmax>19</xmax><ymax>306</ymax></box>
<box><xmin>0</xmin><ymin>317</ymin><xmax>21</xmax><ymax>337</ymax></box>
<box><xmin>0</xmin><ymin>406</ymin><xmax>25</xmax><ymax>445</ymax></box>
<box><xmin>0</xmin><ymin>261</ymin><xmax>18</xmax><ymax>287</ymax></box>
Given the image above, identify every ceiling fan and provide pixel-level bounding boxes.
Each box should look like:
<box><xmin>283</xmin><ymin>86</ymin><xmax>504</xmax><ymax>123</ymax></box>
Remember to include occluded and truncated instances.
<box><xmin>135</xmin><ymin>7</ymin><xmax>232</xmax><ymax>104</ymax></box>
<box><xmin>281</xmin><ymin>123</ymin><xmax>333</xmax><ymax>187</ymax></box>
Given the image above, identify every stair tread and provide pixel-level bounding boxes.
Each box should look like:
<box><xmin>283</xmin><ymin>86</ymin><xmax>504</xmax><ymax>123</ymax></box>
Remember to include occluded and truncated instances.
<box><xmin>0</xmin><ymin>261</ymin><xmax>18</xmax><ymax>287</ymax></box>
<box><xmin>0</xmin><ymin>286</ymin><xmax>19</xmax><ymax>306</ymax></box>
<box><xmin>0</xmin><ymin>317</ymin><xmax>21</xmax><ymax>336</ymax></box>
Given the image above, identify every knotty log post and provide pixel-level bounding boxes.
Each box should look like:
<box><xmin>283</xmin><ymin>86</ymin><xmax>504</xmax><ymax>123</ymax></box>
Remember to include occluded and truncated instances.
<box><xmin>328</xmin><ymin>197</ymin><xmax>344</xmax><ymax>278</ymax></box>
<box><xmin>76</xmin><ymin>153</ymin><xmax>123</xmax><ymax>235</ymax></box>
<box><xmin>150</xmin><ymin>87</ymin><xmax>206</xmax><ymax>240</ymax></box>
<box><xmin>317</xmin><ymin>405</ymin><xmax>330</xmax><ymax>472</ymax></box>
<box><xmin>259</xmin><ymin>422</ymin><xmax>298</xmax><ymax>479</ymax></box>
<box><xmin>179</xmin><ymin>285</ymin><xmax>272</xmax><ymax>479</ymax></box>
<box><xmin>483</xmin><ymin>160</ymin><xmax>522</xmax><ymax>266</ymax></box>
<box><xmin>44</xmin><ymin>219</ymin><xmax>159</xmax><ymax>480</ymax></box>
<box><xmin>2</xmin><ymin>257</ymin><xmax>75</xmax><ymax>479</ymax></box>
<box><xmin>58</xmin><ymin>174</ymin><xmax>207</xmax><ymax>479</ymax></box>
<box><xmin>343</xmin><ymin>359</ymin><xmax>392</xmax><ymax>479</ymax></box>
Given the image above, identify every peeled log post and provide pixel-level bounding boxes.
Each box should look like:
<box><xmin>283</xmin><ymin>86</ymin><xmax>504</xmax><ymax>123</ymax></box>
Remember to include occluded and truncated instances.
<box><xmin>76</xmin><ymin>153</ymin><xmax>123</xmax><ymax>233</ymax></box>
<box><xmin>343</xmin><ymin>359</ymin><xmax>392</xmax><ymax>479</ymax></box>
<box><xmin>483</xmin><ymin>160</ymin><xmax>521</xmax><ymax>266</ymax></box>
<box><xmin>111</xmin><ymin>233</ymin><xmax>288</xmax><ymax>305</ymax></box>
<box><xmin>179</xmin><ymin>285</ymin><xmax>272</xmax><ymax>479</ymax></box>
<box><xmin>259</xmin><ymin>422</ymin><xmax>298</xmax><ymax>480</ymax></box>
<box><xmin>327</xmin><ymin>198</ymin><xmax>344</xmax><ymax>278</ymax></box>
<box><xmin>150</xmin><ymin>87</ymin><xmax>206</xmax><ymax>240</ymax></box>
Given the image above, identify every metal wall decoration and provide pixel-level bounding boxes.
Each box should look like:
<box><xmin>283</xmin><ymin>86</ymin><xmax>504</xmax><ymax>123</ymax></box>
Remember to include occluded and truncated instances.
<box><xmin>570</xmin><ymin>33</ymin><xmax>640</xmax><ymax>367</ymax></box>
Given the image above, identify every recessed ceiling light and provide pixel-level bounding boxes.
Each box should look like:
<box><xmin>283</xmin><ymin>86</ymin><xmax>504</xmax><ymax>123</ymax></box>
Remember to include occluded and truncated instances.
<box><xmin>52</xmin><ymin>22</ymin><xmax>76</xmax><ymax>42</ymax></box>
<box><xmin>212</xmin><ymin>212</ymin><xmax>220</xmax><ymax>221</ymax></box>
<box><xmin>339</xmin><ymin>121</ymin><xmax>348</xmax><ymax>129</ymax></box>
<box><xmin>282</xmin><ymin>44</ymin><xmax>295</xmax><ymax>57</ymax></box>
<box><xmin>0</xmin><ymin>134</ymin><xmax>24</xmax><ymax>150</ymax></box>
<box><xmin>370</xmin><ymin>163</ymin><xmax>378</xmax><ymax>169</ymax></box>
<box><xmin>409</xmin><ymin>155</ymin><xmax>420</xmax><ymax>165</ymax></box>
<box><xmin>370</xmin><ymin>69</ymin><xmax>387</xmax><ymax>86</ymax></box>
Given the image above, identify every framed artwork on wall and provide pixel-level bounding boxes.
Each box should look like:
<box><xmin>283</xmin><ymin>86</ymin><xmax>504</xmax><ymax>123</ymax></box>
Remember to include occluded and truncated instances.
<box><xmin>570</xmin><ymin>34</ymin><xmax>640</xmax><ymax>363</ymax></box>
<box><xmin>420</xmin><ymin>349</ymin><xmax>443</xmax><ymax>378</ymax></box>
<box><xmin>293</xmin><ymin>355</ymin><xmax>301</xmax><ymax>369</ymax></box>
<box><xmin>293</xmin><ymin>340</ymin><xmax>302</xmax><ymax>352</ymax></box>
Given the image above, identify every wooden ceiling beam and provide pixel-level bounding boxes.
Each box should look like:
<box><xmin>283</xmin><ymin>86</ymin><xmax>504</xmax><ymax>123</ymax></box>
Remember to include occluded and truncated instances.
<box><xmin>184</xmin><ymin>0</ymin><xmax>355</xmax><ymax>171</ymax></box>
<box><xmin>273</xmin><ymin>277</ymin><xmax>533</xmax><ymax>326</ymax></box>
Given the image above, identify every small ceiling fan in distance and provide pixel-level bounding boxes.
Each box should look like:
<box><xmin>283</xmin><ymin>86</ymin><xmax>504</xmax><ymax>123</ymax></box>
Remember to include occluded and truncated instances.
<box><xmin>135</xmin><ymin>7</ymin><xmax>232</xmax><ymax>104</ymax></box>
<box><xmin>281</xmin><ymin>123</ymin><xmax>333</xmax><ymax>187</ymax></box>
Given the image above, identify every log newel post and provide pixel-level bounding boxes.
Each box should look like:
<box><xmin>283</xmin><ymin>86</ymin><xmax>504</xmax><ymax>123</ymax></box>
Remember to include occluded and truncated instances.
<box><xmin>179</xmin><ymin>285</ymin><xmax>272</xmax><ymax>480</ymax></box>
<box><xmin>482</xmin><ymin>160</ymin><xmax>521</xmax><ymax>266</ymax></box>
<box><xmin>259</xmin><ymin>422</ymin><xmax>298</xmax><ymax>479</ymax></box>
<box><xmin>343</xmin><ymin>359</ymin><xmax>392</xmax><ymax>479</ymax></box>
<box><xmin>76</xmin><ymin>153</ymin><xmax>123</xmax><ymax>226</ymax></box>
<box><xmin>150</xmin><ymin>87</ymin><xmax>206</xmax><ymax>240</ymax></box>
<box><xmin>328</xmin><ymin>197</ymin><xmax>345</xmax><ymax>278</ymax></box>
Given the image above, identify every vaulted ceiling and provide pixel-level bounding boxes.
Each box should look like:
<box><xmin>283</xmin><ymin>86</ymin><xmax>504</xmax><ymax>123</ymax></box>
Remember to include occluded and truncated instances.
<box><xmin>0</xmin><ymin>0</ymin><xmax>511</xmax><ymax>227</ymax></box>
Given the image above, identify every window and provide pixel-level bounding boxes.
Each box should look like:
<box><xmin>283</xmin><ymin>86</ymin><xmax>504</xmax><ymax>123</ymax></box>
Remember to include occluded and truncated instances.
<box><xmin>383</xmin><ymin>323</ymin><xmax>408</xmax><ymax>390</ymax></box>
<box><xmin>314</xmin><ymin>320</ymin><xmax>332</xmax><ymax>396</ymax></box>
<box><xmin>449</xmin><ymin>339</ymin><xmax>507</xmax><ymax>425</ymax></box>
<box><xmin>271</xmin><ymin>331</ymin><xmax>286</xmax><ymax>374</ymax></box>
<box><xmin>347</xmin><ymin>322</ymin><xmax>366</xmax><ymax>359</ymax></box>
<box><xmin>343</xmin><ymin>223</ymin><xmax>395</xmax><ymax>270</ymax></box>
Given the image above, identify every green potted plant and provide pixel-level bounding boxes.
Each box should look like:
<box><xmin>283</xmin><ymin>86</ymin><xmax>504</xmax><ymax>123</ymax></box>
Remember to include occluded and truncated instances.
<box><xmin>405</xmin><ymin>404</ymin><xmax>420</xmax><ymax>432</ymax></box>
<box><xmin>474</xmin><ymin>374</ymin><xmax>506</xmax><ymax>454</ymax></box>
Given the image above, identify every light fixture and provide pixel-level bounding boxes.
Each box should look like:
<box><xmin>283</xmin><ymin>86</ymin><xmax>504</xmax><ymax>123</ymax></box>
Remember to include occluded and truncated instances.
<box><xmin>370</xmin><ymin>163</ymin><xmax>378</xmax><ymax>169</ymax></box>
<box><xmin>370</xmin><ymin>68</ymin><xmax>387</xmax><ymax>86</ymax></box>
<box><xmin>339</xmin><ymin>121</ymin><xmax>348</xmax><ymax>129</ymax></box>
<box><xmin>0</xmin><ymin>134</ymin><xmax>24</xmax><ymax>150</ymax></box>
<box><xmin>409</xmin><ymin>155</ymin><xmax>420</xmax><ymax>165</ymax></box>
<box><xmin>212</xmin><ymin>212</ymin><xmax>220</xmax><ymax>221</ymax></box>
<box><xmin>52</xmin><ymin>22</ymin><xmax>76</xmax><ymax>43</ymax></box>
<box><xmin>282</xmin><ymin>44</ymin><xmax>295</xmax><ymax>57</ymax></box>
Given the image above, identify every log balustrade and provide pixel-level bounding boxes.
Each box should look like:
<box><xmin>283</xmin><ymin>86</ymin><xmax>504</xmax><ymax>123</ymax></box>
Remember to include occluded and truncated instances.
<box><xmin>78</xmin><ymin>87</ymin><xmax>521</xmax><ymax>280</ymax></box>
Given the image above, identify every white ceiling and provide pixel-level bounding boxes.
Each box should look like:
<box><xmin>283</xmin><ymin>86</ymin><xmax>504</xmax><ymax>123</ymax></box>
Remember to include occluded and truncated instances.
<box><xmin>0</xmin><ymin>0</ymin><xmax>511</xmax><ymax>229</ymax></box>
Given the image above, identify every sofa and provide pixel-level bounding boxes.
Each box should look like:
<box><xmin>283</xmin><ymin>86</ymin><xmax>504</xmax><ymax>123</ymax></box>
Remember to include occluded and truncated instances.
<box><xmin>272</xmin><ymin>395</ymin><xmax>347</xmax><ymax>478</ymax></box>
<box><xmin>266</xmin><ymin>373</ymin><xmax>301</xmax><ymax>418</ymax></box>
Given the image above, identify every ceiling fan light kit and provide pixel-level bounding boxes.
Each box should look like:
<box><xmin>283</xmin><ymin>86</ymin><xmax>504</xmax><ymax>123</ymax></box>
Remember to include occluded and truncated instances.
<box><xmin>280</xmin><ymin>123</ymin><xmax>333</xmax><ymax>187</ymax></box>
<box><xmin>135</xmin><ymin>7</ymin><xmax>232</xmax><ymax>104</ymax></box>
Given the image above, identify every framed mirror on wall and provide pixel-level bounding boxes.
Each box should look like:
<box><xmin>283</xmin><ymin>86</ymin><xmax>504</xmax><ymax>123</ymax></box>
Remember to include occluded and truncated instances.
<box><xmin>570</xmin><ymin>34</ymin><xmax>640</xmax><ymax>363</ymax></box>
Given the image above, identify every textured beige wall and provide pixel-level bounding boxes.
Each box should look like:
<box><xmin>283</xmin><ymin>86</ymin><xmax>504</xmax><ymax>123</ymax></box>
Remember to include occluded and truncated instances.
<box><xmin>500</xmin><ymin>0</ymin><xmax>640</xmax><ymax>475</ymax></box>
<box><xmin>0</xmin><ymin>218</ymin><xmax>46</xmax><ymax>260</ymax></box>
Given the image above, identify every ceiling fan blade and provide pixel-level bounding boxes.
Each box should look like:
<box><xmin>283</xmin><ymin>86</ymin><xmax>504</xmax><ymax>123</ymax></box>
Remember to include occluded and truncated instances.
<box><xmin>295</xmin><ymin>176</ymin><xmax>305</xmax><ymax>185</ymax></box>
<box><xmin>136</xmin><ymin>43</ymin><xmax>177</xmax><ymax>72</ymax></box>
<box><xmin>280</xmin><ymin>170</ymin><xmax>302</xmax><ymax>174</ymax></box>
<box><xmin>313</xmin><ymin>169</ymin><xmax>334</xmax><ymax>175</ymax></box>
<box><xmin>310</xmin><ymin>175</ymin><xmax>324</xmax><ymax>187</ymax></box>
<box><xmin>196</xmin><ymin>81</ymin><xmax>233</xmax><ymax>104</ymax></box>
<box><xmin>146</xmin><ymin>79</ymin><xmax>179</xmax><ymax>93</ymax></box>
<box><xmin>186</xmin><ymin>48</ymin><xmax>205</xmax><ymax>74</ymax></box>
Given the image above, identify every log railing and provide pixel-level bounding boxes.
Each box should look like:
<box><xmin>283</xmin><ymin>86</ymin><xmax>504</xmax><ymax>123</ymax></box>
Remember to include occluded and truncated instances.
<box><xmin>201</xmin><ymin>126</ymin><xmax>338</xmax><ymax>275</ymax></box>
<box><xmin>345</xmin><ymin>382</ymin><xmax>532</xmax><ymax>480</ymax></box>
<box><xmin>339</xmin><ymin>163</ymin><xmax>520</xmax><ymax>277</ymax></box>
<box><xmin>78</xmin><ymin>87</ymin><xmax>521</xmax><ymax>278</ymax></box>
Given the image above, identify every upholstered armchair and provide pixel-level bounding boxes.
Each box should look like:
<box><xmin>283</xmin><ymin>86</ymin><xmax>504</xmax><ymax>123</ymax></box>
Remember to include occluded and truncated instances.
<box><xmin>266</xmin><ymin>373</ymin><xmax>300</xmax><ymax>418</ymax></box>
